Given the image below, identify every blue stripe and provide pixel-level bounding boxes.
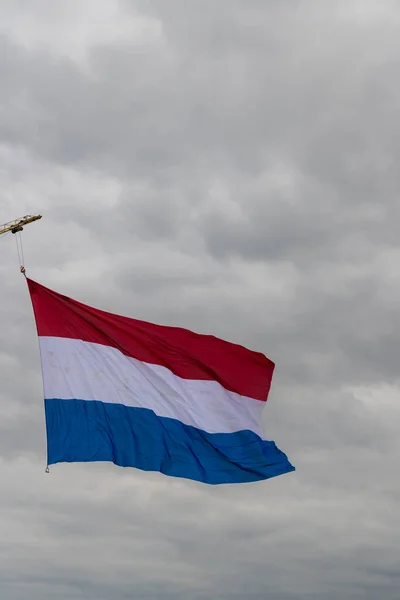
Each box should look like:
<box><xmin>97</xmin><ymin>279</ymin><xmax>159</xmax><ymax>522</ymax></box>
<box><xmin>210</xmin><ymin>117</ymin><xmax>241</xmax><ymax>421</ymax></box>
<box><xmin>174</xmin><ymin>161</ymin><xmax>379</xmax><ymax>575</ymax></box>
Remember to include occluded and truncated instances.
<box><xmin>45</xmin><ymin>399</ymin><xmax>295</xmax><ymax>485</ymax></box>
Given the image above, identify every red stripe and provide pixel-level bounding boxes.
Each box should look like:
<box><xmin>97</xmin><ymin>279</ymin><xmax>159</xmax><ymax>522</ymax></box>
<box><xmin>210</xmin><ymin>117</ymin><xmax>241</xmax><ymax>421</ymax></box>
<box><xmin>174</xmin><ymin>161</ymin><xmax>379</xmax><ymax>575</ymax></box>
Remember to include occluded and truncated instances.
<box><xmin>27</xmin><ymin>278</ymin><xmax>274</xmax><ymax>401</ymax></box>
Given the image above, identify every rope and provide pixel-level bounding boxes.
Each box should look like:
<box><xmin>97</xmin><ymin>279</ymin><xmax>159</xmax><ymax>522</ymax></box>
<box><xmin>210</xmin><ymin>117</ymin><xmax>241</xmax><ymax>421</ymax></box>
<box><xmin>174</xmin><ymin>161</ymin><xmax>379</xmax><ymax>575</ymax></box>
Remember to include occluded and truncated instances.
<box><xmin>14</xmin><ymin>231</ymin><xmax>26</xmax><ymax>275</ymax></box>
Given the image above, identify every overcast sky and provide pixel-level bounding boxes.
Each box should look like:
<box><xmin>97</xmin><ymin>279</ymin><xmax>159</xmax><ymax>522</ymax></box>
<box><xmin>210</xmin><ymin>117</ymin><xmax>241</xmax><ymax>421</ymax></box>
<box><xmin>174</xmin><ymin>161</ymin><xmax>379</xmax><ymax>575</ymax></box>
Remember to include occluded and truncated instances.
<box><xmin>1</xmin><ymin>1</ymin><xmax>400</xmax><ymax>598</ymax></box>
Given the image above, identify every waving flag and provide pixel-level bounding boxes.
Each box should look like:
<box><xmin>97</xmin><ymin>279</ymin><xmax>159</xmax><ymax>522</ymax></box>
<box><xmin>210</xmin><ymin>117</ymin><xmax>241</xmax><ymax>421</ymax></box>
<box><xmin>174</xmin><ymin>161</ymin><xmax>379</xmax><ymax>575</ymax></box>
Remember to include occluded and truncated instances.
<box><xmin>27</xmin><ymin>278</ymin><xmax>294</xmax><ymax>484</ymax></box>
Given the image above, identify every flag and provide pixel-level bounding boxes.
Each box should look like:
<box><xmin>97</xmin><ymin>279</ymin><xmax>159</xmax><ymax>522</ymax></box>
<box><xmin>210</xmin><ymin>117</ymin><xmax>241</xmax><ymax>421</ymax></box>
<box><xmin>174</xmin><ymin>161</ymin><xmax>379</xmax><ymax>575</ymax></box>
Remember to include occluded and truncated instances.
<box><xmin>27</xmin><ymin>278</ymin><xmax>294</xmax><ymax>484</ymax></box>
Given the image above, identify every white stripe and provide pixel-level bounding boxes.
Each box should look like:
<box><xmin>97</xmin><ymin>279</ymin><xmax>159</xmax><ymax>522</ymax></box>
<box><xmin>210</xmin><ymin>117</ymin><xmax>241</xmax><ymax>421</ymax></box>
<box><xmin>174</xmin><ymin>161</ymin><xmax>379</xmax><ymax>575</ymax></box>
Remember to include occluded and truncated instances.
<box><xmin>38</xmin><ymin>336</ymin><xmax>265</xmax><ymax>437</ymax></box>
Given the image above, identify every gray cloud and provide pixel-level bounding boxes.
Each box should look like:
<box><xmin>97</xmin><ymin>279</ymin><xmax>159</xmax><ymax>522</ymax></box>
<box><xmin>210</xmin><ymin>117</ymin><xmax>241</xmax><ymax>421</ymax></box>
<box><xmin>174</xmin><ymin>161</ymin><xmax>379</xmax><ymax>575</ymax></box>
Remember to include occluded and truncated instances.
<box><xmin>1</xmin><ymin>0</ymin><xmax>399</xmax><ymax>598</ymax></box>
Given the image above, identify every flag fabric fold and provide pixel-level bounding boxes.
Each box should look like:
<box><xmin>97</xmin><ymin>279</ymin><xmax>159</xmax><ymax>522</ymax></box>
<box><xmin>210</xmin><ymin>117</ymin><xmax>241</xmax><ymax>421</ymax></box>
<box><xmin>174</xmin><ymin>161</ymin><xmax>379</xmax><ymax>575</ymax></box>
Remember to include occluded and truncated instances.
<box><xmin>27</xmin><ymin>278</ymin><xmax>294</xmax><ymax>484</ymax></box>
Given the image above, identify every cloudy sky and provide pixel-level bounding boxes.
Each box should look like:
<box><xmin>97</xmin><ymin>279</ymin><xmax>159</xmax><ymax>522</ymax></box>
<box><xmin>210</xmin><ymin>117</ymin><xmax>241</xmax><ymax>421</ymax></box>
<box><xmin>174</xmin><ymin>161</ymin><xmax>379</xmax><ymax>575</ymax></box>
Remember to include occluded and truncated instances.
<box><xmin>1</xmin><ymin>1</ymin><xmax>400</xmax><ymax>598</ymax></box>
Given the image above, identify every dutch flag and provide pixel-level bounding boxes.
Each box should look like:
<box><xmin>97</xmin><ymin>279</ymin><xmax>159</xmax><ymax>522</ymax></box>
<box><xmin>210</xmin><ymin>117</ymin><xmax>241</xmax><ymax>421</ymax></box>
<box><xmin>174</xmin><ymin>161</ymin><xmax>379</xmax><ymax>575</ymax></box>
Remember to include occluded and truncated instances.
<box><xmin>27</xmin><ymin>278</ymin><xmax>294</xmax><ymax>485</ymax></box>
